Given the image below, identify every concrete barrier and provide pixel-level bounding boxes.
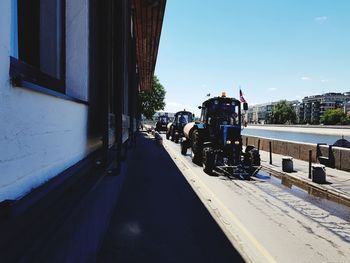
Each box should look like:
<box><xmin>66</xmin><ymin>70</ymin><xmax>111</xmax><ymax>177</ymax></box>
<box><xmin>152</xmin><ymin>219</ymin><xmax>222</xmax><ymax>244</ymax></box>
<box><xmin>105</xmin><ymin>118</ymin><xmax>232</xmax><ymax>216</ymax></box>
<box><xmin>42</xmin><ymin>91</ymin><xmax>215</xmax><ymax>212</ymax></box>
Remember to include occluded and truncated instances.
<box><xmin>333</xmin><ymin>147</ymin><xmax>341</xmax><ymax>169</ymax></box>
<box><xmin>242</xmin><ymin>135</ymin><xmax>350</xmax><ymax>172</ymax></box>
<box><xmin>299</xmin><ymin>144</ymin><xmax>317</xmax><ymax>163</ymax></box>
<box><xmin>340</xmin><ymin>147</ymin><xmax>350</xmax><ymax>171</ymax></box>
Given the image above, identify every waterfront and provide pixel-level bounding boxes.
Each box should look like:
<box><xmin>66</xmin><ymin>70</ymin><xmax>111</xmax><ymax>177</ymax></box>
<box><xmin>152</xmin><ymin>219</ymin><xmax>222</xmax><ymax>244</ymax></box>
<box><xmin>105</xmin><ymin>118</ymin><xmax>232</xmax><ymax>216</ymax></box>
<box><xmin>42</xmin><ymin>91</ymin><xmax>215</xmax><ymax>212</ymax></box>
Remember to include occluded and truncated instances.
<box><xmin>242</xmin><ymin>126</ymin><xmax>350</xmax><ymax>145</ymax></box>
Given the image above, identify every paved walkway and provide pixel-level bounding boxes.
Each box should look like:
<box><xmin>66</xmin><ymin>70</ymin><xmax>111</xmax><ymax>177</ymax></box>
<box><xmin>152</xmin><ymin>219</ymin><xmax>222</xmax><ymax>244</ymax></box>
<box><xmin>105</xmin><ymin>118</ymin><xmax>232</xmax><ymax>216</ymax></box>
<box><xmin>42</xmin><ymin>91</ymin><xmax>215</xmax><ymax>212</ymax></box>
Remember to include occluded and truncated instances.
<box><xmin>259</xmin><ymin>149</ymin><xmax>350</xmax><ymax>204</ymax></box>
<box><xmin>97</xmin><ymin>133</ymin><xmax>244</xmax><ymax>263</ymax></box>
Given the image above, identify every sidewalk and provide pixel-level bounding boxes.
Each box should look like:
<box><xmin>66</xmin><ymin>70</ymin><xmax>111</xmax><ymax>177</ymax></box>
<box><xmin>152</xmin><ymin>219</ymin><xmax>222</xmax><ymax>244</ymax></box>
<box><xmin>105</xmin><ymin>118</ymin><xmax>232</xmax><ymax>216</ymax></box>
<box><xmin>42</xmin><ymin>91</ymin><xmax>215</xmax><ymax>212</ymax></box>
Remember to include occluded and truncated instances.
<box><xmin>258</xmin><ymin>149</ymin><xmax>350</xmax><ymax>206</ymax></box>
<box><xmin>97</xmin><ymin>133</ymin><xmax>244</xmax><ymax>263</ymax></box>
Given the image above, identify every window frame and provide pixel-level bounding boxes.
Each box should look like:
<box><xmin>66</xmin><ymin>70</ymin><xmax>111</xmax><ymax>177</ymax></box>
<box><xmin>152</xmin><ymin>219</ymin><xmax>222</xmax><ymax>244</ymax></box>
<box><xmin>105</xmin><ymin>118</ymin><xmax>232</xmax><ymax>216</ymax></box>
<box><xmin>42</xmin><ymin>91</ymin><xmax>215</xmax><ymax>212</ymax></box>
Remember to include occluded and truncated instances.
<box><xmin>10</xmin><ymin>0</ymin><xmax>67</xmax><ymax>96</ymax></box>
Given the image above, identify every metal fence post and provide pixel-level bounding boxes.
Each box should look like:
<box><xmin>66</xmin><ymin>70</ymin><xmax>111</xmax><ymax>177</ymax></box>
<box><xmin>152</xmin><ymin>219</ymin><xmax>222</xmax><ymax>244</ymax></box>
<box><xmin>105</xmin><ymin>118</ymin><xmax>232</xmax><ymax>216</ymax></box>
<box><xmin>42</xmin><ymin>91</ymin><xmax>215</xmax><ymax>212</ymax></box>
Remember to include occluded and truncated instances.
<box><xmin>269</xmin><ymin>141</ymin><xmax>272</xmax><ymax>165</ymax></box>
<box><xmin>309</xmin><ymin>150</ymin><xmax>312</xmax><ymax>179</ymax></box>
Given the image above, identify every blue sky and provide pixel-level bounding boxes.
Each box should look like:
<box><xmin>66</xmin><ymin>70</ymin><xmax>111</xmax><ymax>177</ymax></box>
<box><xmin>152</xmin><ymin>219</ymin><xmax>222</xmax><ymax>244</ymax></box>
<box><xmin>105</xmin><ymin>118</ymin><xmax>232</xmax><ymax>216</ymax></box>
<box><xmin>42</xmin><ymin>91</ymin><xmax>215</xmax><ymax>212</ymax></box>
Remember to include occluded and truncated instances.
<box><xmin>155</xmin><ymin>0</ymin><xmax>350</xmax><ymax>115</ymax></box>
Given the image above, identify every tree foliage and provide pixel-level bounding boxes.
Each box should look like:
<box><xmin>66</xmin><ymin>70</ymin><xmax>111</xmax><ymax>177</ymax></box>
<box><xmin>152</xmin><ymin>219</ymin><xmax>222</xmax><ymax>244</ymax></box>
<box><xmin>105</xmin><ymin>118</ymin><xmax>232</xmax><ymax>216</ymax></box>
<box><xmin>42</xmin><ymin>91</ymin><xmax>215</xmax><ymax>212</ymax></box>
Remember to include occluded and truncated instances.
<box><xmin>269</xmin><ymin>100</ymin><xmax>296</xmax><ymax>124</ymax></box>
<box><xmin>140</xmin><ymin>76</ymin><xmax>166</xmax><ymax>119</ymax></box>
<box><xmin>320</xmin><ymin>108</ymin><xmax>350</xmax><ymax>125</ymax></box>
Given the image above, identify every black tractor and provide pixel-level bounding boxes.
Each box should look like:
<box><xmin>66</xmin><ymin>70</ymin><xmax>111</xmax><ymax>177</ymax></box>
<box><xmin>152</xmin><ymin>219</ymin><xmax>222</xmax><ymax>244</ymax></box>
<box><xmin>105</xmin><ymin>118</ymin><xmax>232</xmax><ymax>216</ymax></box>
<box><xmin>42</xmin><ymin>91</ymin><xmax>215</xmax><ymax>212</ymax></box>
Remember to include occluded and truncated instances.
<box><xmin>166</xmin><ymin>110</ymin><xmax>194</xmax><ymax>143</ymax></box>
<box><xmin>155</xmin><ymin>115</ymin><xmax>169</xmax><ymax>133</ymax></box>
<box><xmin>181</xmin><ymin>93</ymin><xmax>261</xmax><ymax>179</ymax></box>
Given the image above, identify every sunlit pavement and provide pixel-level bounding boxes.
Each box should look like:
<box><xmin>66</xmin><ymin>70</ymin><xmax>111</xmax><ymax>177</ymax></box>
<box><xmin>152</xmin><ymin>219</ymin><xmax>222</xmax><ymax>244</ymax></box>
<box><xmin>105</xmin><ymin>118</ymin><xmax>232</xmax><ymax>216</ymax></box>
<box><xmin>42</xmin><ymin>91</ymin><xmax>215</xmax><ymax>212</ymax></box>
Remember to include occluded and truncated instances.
<box><xmin>160</xmin><ymin>133</ymin><xmax>350</xmax><ymax>263</ymax></box>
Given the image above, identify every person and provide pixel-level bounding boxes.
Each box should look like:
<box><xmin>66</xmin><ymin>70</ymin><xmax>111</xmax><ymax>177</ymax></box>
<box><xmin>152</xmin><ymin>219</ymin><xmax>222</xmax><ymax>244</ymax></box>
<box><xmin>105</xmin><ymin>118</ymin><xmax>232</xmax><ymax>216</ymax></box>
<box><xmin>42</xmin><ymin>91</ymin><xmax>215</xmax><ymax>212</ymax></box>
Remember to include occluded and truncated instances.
<box><xmin>179</xmin><ymin>114</ymin><xmax>187</xmax><ymax>124</ymax></box>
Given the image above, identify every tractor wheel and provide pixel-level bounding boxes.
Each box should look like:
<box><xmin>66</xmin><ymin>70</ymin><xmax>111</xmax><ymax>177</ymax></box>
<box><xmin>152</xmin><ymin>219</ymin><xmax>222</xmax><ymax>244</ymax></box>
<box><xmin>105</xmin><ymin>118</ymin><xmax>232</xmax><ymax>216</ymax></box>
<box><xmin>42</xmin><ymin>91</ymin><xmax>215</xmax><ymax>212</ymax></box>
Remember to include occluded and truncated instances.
<box><xmin>203</xmin><ymin>147</ymin><xmax>215</xmax><ymax>174</ymax></box>
<box><xmin>191</xmin><ymin>130</ymin><xmax>203</xmax><ymax>165</ymax></box>
<box><xmin>171</xmin><ymin>129</ymin><xmax>175</xmax><ymax>141</ymax></box>
<box><xmin>250</xmin><ymin>148</ymin><xmax>261</xmax><ymax>166</ymax></box>
<box><xmin>244</xmin><ymin>146</ymin><xmax>261</xmax><ymax>166</ymax></box>
<box><xmin>245</xmin><ymin>145</ymin><xmax>255</xmax><ymax>153</ymax></box>
<box><xmin>181</xmin><ymin>141</ymin><xmax>187</xmax><ymax>155</ymax></box>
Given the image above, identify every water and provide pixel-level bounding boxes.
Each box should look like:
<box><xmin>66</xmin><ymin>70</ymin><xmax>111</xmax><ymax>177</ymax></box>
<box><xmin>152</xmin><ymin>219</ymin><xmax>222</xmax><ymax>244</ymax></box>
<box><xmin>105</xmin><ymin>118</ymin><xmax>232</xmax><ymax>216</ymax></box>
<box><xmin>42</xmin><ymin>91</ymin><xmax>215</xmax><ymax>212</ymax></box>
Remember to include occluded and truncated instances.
<box><xmin>242</xmin><ymin>128</ymin><xmax>348</xmax><ymax>145</ymax></box>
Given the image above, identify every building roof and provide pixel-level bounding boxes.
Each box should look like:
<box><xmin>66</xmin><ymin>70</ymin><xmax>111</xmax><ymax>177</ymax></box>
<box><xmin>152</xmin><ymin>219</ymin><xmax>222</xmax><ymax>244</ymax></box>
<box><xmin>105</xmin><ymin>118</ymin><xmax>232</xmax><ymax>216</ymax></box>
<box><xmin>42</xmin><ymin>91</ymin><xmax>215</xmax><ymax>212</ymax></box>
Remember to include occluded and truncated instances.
<box><xmin>132</xmin><ymin>0</ymin><xmax>166</xmax><ymax>91</ymax></box>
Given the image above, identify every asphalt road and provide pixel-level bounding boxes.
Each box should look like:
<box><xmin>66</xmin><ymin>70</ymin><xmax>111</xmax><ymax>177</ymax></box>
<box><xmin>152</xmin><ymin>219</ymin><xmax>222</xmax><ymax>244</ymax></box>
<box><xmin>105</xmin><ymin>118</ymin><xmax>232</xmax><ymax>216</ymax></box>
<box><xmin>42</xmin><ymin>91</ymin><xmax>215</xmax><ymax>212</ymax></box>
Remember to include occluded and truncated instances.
<box><xmin>162</xmin><ymin>134</ymin><xmax>350</xmax><ymax>263</ymax></box>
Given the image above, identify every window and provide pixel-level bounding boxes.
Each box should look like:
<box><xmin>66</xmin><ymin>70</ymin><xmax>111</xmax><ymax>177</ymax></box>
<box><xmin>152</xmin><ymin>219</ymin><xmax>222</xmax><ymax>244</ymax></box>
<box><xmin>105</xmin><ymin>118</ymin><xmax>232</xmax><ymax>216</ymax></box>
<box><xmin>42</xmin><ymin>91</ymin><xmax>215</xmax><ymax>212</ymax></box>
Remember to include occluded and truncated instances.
<box><xmin>11</xmin><ymin>0</ymin><xmax>65</xmax><ymax>94</ymax></box>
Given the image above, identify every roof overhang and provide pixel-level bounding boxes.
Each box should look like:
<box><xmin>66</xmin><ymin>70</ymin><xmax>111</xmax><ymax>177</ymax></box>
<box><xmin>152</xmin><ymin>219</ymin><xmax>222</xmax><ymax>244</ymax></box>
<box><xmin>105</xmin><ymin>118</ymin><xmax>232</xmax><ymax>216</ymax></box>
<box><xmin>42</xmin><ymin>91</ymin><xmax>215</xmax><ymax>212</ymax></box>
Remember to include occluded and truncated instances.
<box><xmin>132</xmin><ymin>0</ymin><xmax>166</xmax><ymax>92</ymax></box>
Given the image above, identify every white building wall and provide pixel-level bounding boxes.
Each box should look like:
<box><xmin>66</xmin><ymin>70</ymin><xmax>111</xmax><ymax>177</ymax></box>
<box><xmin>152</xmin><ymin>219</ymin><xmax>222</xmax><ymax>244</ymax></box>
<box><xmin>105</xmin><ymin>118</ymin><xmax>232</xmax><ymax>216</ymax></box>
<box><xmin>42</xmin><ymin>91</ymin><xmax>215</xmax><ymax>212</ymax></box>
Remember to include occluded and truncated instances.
<box><xmin>0</xmin><ymin>0</ymin><xmax>91</xmax><ymax>201</ymax></box>
<box><xmin>66</xmin><ymin>0</ymin><xmax>89</xmax><ymax>101</ymax></box>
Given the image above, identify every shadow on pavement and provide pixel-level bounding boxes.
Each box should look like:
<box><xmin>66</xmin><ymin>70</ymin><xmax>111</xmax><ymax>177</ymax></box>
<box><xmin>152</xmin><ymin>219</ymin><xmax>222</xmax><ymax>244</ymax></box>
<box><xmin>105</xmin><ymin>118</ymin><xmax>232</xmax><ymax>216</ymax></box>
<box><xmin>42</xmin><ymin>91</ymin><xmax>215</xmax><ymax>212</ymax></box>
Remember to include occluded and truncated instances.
<box><xmin>97</xmin><ymin>133</ymin><xmax>244</xmax><ymax>263</ymax></box>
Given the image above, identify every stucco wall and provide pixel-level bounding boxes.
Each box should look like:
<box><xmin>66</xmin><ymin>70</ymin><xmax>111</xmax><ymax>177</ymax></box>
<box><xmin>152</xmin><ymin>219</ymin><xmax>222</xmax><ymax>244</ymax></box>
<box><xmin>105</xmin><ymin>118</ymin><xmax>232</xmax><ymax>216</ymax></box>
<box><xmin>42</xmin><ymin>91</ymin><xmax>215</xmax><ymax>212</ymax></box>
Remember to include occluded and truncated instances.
<box><xmin>0</xmin><ymin>0</ymin><xmax>91</xmax><ymax>201</ymax></box>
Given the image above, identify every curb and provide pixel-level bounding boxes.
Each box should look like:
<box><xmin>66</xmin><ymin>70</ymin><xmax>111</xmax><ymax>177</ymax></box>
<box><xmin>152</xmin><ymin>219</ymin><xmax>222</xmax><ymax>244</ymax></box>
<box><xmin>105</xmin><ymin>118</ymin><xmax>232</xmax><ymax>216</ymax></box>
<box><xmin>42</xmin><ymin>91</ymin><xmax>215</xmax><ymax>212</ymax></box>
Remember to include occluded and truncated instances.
<box><xmin>261</xmin><ymin>164</ymin><xmax>350</xmax><ymax>207</ymax></box>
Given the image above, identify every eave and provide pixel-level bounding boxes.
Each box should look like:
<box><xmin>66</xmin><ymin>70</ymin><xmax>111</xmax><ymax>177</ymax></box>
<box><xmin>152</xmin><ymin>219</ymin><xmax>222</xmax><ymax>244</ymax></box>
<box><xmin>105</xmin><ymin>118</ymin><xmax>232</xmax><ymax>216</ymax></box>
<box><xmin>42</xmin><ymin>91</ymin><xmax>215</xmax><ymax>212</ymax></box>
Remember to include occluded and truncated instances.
<box><xmin>132</xmin><ymin>0</ymin><xmax>166</xmax><ymax>92</ymax></box>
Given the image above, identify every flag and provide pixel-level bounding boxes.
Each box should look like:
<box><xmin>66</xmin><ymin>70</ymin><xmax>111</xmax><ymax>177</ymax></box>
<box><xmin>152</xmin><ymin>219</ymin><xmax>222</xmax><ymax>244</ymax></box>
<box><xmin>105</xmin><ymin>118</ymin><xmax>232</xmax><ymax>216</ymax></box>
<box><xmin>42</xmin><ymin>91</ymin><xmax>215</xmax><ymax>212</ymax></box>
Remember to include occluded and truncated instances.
<box><xmin>239</xmin><ymin>88</ymin><xmax>246</xmax><ymax>103</ymax></box>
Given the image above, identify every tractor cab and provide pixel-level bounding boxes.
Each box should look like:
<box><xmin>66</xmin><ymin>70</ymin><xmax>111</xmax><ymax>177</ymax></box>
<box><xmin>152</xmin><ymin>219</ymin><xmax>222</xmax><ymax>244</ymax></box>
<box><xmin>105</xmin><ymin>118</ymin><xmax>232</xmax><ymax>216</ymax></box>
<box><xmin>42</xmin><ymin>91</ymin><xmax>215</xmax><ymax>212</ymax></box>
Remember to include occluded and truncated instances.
<box><xmin>175</xmin><ymin>111</ymin><xmax>193</xmax><ymax>126</ymax></box>
<box><xmin>201</xmin><ymin>97</ymin><xmax>240</xmax><ymax>126</ymax></box>
<box><xmin>158</xmin><ymin>115</ymin><xmax>169</xmax><ymax>124</ymax></box>
<box><xmin>199</xmin><ymin>96</ymin><xmax>242</xmax><ymax>145</ymax></box>
<box><xmin>155</xmin><ymin>115</ymin><xmax>169</xmax><ymax>132</ymax></box>
<box><xmin>166</xmin><ymin>110</ymin><xmax>194</xmax><ymax>143</ymax></box>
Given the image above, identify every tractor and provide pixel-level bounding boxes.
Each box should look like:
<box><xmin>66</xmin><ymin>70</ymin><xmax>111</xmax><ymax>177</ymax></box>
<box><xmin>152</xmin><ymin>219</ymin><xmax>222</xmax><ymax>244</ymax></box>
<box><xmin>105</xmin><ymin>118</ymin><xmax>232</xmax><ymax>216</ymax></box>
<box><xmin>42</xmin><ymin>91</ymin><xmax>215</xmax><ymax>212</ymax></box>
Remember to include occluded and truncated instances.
<box><xmin>155</xmin><ymin>115</ymin><xmax>170</xmax><ymax>133</ymax></box>
<box><xmin>181</xmin><ymin>93</ymin><xmax>261</xmax><ymax>179</ymax></box>
<box><xmin>166</xmin><ymin>110</ymin><xmax>194</xmax><ymax>143</ymax></box>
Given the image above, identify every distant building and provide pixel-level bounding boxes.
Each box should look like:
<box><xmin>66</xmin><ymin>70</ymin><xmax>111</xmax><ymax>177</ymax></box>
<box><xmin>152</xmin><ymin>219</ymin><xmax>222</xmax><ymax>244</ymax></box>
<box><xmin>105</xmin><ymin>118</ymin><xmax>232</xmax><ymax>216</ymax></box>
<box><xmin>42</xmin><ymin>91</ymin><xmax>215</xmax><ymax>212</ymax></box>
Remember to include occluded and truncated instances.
<box><xmin>344</xmin><ymin>101</ymin><xmax>350</xmax><ymax>115</ymax></box>
<box><xmin>247</xmin><ymin>100</ymin><xmax>298</xmax><ymax>124</ymax></box>
<box><xmin>247</xmin><ymin>103</ymin><xmax>273</xmax><ymax>124</ymax></box>
<box><xmin>299</xmin><ymin>92</ymin><xmax>350</xmax><ymax>124</ymax></box>
<box><xmin>247</xmin><ymin>92</ymin><xmax>350</xmax><ymax>124</ymax></box>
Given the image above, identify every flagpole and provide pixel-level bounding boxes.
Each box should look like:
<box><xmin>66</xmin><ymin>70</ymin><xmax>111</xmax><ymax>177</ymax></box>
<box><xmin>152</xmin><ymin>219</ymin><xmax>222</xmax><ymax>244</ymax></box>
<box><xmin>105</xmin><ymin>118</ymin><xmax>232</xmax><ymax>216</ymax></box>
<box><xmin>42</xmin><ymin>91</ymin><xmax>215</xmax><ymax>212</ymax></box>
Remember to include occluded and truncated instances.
<box><xmin>239</xmin><ymin>86</ymin><xmax>248</xmax><ymax>127</ymax></box>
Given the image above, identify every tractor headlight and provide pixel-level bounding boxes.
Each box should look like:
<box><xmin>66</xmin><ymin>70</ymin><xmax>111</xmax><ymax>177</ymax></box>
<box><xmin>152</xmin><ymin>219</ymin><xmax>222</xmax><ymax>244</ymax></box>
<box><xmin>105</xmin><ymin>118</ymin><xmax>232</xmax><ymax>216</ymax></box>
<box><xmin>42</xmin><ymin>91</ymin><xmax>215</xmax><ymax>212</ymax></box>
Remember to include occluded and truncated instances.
<box><xmin>226</xmin><ymin>140</ymin><xmax>231</xmax><ymax>145</ymax></box>
<box><xmin>234</xmin><ymin>140</ymin><xmax>240</xmax><ymax>145</ymax></box>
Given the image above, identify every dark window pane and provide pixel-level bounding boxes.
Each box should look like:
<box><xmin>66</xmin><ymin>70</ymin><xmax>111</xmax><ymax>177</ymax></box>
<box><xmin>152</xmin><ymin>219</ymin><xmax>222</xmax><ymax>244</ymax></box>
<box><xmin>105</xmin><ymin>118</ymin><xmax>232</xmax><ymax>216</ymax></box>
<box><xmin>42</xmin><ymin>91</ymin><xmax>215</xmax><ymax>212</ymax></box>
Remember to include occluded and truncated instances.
<box><xmin>18</xmin><ymin>0</ymin><xmax>40</xmax><ymax>68</ymax></box>
<box><xmin>40</xmin><ymin>0</ymin><xmax>62</xmax><ymax>78</ymax></box>
<box><xmin>17</xmin><ymin>0</ymin><xmax>63</xmax><ymax>79</ymax></box>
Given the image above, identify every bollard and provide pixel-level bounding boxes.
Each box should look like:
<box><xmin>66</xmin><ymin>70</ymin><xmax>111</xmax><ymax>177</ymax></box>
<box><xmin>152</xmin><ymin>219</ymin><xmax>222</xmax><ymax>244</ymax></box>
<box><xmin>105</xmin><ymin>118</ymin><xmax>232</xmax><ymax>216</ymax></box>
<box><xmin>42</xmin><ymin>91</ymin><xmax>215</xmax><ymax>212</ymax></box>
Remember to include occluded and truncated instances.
<box><xmin>245</xmin><ymin>137</ymin><xmax>248</xmax><ymax>147</ymax></box>
<box><xmin>312</xmin><ymin>164</ymin><xmax>326</xmax><ymax>184</ymax></box>
<box><xmin>269</xmin><ymin>141</ymin><xmax>272</xmax><ymax>165</ymax></box>
<box><xmin>282</xmin><ymin>156</ymin><xmax>293</xmax><ymax>172</ymax></box>
<box><xmin>258</xmin><ymin>139</ymin><xmax>260</xmax><ymax>153</ymax></box>
<box><xmin>308</xmin><ymin>150</ymin><xmax>312</xmax><ymax>179</ymax></box>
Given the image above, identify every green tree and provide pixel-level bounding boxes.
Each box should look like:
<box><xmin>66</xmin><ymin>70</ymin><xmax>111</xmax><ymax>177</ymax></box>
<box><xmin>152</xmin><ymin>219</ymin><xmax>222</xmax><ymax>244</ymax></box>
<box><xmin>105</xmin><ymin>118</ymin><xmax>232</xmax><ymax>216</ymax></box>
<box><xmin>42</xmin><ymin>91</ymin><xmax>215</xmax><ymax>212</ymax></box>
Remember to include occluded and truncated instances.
<box><xmin>320</xmin><ymin>108</ymin><xmax>350</xmax><ymax>125</ymax></box>
<box><xmin>269</xmin><ymin>100</ymin><xmax>296</xmax><ymax>124</ymax></box>
<box><xmin>140</xmin><ymin>76</ymin><xmax>166</xmax><ymax>119</ymax></box>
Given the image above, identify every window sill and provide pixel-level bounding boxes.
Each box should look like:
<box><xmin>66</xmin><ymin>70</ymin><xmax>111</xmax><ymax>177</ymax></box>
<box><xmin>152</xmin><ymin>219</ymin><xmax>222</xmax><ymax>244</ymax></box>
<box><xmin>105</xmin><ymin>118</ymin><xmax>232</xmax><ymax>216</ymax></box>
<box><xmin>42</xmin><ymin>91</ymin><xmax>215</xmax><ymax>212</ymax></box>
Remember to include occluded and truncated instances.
<box><xmin>10</xmin><ymin>57</ymin><xmax>88</xmax><ymax>105</ymax></box>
